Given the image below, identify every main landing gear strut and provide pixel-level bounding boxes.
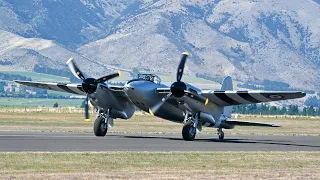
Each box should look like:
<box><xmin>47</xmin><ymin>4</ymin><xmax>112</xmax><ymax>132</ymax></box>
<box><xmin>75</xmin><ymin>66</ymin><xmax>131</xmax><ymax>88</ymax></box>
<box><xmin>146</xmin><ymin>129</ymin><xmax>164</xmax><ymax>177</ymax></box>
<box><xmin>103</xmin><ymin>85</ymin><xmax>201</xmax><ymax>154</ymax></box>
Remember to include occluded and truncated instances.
<box><xmin>182</xmin><ymin>112</ymin><xmax>199</xmax><ymax>141</ymax></box>
<box><xmin>181</xmin><ymin>112</ymin><xmax>226</xmax><ymax>141</ymax></box>
<box><xmin>182</xmin><ymin>121</ymin><xmax>196</xmax><ymax>141</ymax></box>
<box><xmin>93</xmin><ymin>109</ymin><xmax>113</xmax><ymax>137</ymax></box>
<box><xmin>217</xmin><ymin>128</ymin><xmax>224</xmax><ymax>140</ymax></box>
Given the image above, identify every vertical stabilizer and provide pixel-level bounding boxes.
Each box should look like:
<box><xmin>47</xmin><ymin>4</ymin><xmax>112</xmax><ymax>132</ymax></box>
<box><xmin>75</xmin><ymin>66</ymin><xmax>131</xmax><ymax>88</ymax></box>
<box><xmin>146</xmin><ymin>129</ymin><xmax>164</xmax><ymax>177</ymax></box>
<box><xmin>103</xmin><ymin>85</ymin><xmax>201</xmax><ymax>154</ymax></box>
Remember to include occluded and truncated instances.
<box><xmin>221</xmin><ymin>76</ymin><xmax>233</xmax><ymax>91</ymax></box>
<box><xmin>221</xmin><ymin>76</ymin><xmax>233</xmax><ymax>118</ymax></box>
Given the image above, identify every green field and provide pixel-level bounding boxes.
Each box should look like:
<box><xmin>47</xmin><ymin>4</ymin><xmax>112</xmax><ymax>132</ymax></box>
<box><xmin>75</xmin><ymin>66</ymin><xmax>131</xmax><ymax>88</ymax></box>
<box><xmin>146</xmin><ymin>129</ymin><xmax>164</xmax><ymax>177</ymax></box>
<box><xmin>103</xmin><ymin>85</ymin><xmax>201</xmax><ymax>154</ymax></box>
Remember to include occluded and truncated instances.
<box><xmin>1</xmin><ymin>71</ymin><xmax>70</xmax><ymax>82</ymax></box>
<box><xmin>0</xmin><ymin>152</ymin><xmax>319</xmax><ymax>179</ymax></box>
<box><xmin>0</xmin><ymin>98</ymin><xmax>83</xmax><ymax>108</ymax></box>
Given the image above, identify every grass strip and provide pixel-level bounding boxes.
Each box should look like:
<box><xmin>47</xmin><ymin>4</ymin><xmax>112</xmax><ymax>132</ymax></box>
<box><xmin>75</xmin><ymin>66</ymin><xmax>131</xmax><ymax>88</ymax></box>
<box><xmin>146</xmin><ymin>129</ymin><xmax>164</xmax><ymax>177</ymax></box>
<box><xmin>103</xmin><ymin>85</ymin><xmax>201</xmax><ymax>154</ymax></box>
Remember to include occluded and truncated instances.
<box><xmin>0</xmin><ymin>152</ymin><xmax>319</xmax><ymax>179</ymax></box>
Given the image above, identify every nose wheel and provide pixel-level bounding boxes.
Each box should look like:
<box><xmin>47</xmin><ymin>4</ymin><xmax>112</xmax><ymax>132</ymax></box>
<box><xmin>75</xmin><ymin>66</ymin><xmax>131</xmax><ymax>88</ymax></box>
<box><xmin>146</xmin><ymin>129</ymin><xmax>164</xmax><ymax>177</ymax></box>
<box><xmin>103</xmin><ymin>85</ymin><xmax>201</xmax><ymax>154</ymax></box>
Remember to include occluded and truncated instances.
<box><xmin>217</xmin><ymin>128</ymin><xmax>224</xmax><ymax>140</ymax></box>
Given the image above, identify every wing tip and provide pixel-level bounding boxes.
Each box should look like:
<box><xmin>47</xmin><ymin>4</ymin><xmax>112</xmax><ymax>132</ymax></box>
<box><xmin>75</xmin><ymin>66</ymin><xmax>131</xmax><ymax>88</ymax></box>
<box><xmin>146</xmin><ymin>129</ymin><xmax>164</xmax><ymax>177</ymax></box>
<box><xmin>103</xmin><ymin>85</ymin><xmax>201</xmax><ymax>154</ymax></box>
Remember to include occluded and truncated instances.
<box><xmin>13</xmin><ymin>80</ymin><xmax>27</xmax><ymax>84</ymax></box>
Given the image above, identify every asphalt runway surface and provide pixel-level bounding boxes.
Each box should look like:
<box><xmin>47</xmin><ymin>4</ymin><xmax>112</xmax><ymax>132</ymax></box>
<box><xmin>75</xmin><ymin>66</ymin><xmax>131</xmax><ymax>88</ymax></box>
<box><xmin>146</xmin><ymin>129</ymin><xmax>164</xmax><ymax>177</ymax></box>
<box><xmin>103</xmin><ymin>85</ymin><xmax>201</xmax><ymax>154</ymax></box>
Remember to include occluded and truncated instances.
<box><xmin>0</xmin><ymin>131</ymin><xmax>319</xmax><ymax>152</ymax></box>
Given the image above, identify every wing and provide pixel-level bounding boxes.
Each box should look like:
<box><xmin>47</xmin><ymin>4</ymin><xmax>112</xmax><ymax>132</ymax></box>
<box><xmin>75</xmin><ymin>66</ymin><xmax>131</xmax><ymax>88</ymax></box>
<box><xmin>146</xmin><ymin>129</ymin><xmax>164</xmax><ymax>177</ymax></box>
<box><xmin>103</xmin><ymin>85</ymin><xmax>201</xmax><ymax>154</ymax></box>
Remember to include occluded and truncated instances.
<box><xmin>223</xmin><ymin>120</ymin><xmax>280</xmax><ymax>127</ymax></box>
<box><xmin>202</xmin><ymin>90</ymin><xmax>306</xmax><ymax>106</ymax></box>
<box><xmin>14</xmin><ymin>80</ymin><xmax>86</xmax><ymax>95</ymax></box>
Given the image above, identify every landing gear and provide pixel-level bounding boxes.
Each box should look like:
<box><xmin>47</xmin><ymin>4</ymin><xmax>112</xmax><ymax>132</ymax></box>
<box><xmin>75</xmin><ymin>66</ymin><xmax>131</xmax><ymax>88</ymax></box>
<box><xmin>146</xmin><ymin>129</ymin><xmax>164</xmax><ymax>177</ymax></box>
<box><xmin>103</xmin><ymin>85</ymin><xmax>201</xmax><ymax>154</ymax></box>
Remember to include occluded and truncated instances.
<box><xmin>182</xmin><ymin>112</ymin><xmax>201</xmax><ymax>141</ymax></box>
<box><xmin>93</xmin><ymin>116</ymin><xmax>108</xmax><ymax>136</ymax></box>
<box><xmin>182</xmin><ymin>121</ymin><xmax>196</xmax><ymax>141</ymax></box>
<box><xmin>217</xmin><ymin>128</ymin><xmax>224</xmax><ymax>140</ymax></box>
<box><xmin>93</xmin><ymin>108</ymin><xmax>112</xmax><ymax>137</ymax></box>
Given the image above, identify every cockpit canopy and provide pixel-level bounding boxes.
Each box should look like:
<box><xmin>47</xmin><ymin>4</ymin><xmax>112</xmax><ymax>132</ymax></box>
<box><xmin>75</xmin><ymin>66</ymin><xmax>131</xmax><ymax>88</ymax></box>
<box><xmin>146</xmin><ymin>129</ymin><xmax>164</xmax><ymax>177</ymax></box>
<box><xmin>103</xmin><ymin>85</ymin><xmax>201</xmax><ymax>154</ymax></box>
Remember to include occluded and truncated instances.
<box><xmin>137</xmin><ymin>74</ymin><xmax>162</xmax><ymax>84</ymax></box>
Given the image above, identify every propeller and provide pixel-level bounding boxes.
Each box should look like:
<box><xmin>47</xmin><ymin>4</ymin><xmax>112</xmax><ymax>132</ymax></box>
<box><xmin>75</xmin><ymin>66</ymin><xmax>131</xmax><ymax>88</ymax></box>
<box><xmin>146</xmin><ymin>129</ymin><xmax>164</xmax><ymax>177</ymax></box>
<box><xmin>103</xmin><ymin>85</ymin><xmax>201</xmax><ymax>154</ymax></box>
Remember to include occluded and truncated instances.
<box><xmin>66</xmin><ymin>58</ymin><xmax>121</xmax><ymax>94</ymax></box>
<box><xmin>170</xmin><ymin>52</ymin><xmax>189</xmax><ymax>98</ymax></box>
<box><xmin>149</xmin><ymin>52</ymin><xmax>209</xmax><ymax>116</ymax></box>
<box><xmin>66</xmin><ymin>58</ymin><xmax>121</xmax><ymax>120</ymax></box>
<box><xmin>149</xmin><ymin>93</ymin><xmax>172</xmax><ymax>116</ymax></box>
<box><xmin>176</xmin><ymin>52</ymin><xmax>189</xmax><ymax>82</ymax></box>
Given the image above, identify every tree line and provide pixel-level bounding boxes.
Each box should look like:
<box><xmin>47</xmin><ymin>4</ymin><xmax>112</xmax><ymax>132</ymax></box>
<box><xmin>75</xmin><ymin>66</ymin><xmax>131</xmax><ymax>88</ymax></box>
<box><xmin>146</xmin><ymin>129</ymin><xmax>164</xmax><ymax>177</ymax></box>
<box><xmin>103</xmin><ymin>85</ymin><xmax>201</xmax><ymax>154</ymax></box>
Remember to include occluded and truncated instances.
<box><xmin>237</xmin><ymin>80</ymin><xmax>315</xmax><ymax>94</ymax></box>
<box><xmin>0</xmin><ymin>72</ymin><xmax>32</xmax><ymax>82</ymax></box>
<box><xmin>305</xmin><ymin>96</ymin><xmax>320</xmax><ymax>107</ymax></box>
<box><xmin>233</xmin><ymin>104</ymin><xmax>320</xmax><ymax>116</ymax></box>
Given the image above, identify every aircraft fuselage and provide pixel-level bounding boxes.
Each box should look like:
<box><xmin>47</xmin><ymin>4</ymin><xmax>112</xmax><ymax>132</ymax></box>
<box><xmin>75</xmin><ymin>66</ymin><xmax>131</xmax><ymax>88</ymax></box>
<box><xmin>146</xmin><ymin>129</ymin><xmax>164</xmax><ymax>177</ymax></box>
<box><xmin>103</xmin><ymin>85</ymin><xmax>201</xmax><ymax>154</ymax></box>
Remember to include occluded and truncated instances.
<box><xmin>124</xmin><ymin>80</ymin><xmax>223</xmax><ymax>124</ymax></box>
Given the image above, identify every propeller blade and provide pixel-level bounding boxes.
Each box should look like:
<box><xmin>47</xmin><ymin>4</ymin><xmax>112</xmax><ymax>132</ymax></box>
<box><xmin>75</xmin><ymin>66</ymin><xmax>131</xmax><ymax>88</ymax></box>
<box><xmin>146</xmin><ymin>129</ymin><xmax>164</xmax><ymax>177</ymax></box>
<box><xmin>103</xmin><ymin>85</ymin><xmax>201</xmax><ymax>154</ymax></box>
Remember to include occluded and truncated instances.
<box><xmin>177</xmin><ymin>52</ymin><xmax>189</xmax><ymax>82</ymax></box>
<box><xmin>66</xmin><ymin>58</ymin><xmax>86</xmax><ymax>80</ymax></box>
<box><xmin>84</xmin><ymin>96</ymin><xmax>90</xmax><ymax>122</ymax></box>
<box><xmin>185</xmin><ymin>91</ymin><xmax>209</xmax><ymax>105</ymax></box>
<box><xmin>149</xmin><ymin>93</ymin><xmax>172</xmax><ymax>116</ymax></box>
<box><xmin>95</xmin><ymin>71</ymin><xmax>122</xmax><ymax>83</ymax></box>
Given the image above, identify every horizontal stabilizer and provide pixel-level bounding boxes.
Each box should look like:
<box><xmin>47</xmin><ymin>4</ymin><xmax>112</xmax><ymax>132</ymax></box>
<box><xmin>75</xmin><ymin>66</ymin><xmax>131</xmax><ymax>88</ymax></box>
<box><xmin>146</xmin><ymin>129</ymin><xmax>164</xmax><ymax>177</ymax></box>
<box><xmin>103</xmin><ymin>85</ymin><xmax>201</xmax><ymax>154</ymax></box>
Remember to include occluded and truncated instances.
<box><xmin>224</xmin><ymin>120</ymin><xmax>280</xmax><ymax>127</ymax></box>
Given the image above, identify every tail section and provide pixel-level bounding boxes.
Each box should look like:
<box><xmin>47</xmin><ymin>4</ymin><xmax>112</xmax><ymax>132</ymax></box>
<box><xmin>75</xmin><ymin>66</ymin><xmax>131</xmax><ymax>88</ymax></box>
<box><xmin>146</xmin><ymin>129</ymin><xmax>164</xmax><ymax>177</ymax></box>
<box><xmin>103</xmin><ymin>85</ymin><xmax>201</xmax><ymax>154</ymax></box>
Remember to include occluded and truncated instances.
<box><xmin>221</xmin><ymin>76</ymin><xmax>233</xmax><ymax>119</ymax></box>
<box><xmin>221</xmin><ymin>76</ymin><xmax>233</xmax><ymax>91</ymax></box>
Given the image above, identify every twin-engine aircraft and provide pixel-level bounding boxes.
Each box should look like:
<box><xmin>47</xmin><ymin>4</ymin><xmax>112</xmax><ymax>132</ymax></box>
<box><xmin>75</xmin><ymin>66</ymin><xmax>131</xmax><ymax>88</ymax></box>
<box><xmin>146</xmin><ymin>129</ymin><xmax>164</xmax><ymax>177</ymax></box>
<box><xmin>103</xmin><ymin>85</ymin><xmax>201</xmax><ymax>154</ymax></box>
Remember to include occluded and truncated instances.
<box><xmin>15</xmin><ymin>52</ymin><xmax>306</xmax><ymax>141</ymax></box>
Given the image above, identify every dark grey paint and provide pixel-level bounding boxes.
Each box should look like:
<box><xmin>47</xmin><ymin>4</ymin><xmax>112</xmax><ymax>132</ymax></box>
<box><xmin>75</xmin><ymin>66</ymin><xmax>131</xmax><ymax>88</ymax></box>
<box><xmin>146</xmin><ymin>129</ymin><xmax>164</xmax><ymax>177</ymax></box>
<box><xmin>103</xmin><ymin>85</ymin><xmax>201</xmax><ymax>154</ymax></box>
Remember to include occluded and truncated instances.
<box><xmin>0</xmin><ymin>132</ymin><xmax>319</xmax><ymax>152</ymax></box>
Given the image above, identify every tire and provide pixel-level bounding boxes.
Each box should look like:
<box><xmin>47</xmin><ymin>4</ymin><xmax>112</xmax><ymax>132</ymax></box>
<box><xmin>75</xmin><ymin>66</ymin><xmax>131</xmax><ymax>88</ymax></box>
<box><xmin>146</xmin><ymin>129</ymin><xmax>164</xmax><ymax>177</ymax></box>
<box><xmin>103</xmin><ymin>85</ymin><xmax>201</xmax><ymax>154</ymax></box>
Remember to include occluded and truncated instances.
<box><xmin>218</xmin><ymin>132</ymin><xmax>224</xmax><ymax>140</ymax></box>
<box><xmin>182</xmin><ymin>121</ymin><xmax>196</xmax><ymax>141</ymax></box>
<box><xmin>93</xmin><ymin>116</ymin><xmax>108</xmax><ymax>137</ymax></box>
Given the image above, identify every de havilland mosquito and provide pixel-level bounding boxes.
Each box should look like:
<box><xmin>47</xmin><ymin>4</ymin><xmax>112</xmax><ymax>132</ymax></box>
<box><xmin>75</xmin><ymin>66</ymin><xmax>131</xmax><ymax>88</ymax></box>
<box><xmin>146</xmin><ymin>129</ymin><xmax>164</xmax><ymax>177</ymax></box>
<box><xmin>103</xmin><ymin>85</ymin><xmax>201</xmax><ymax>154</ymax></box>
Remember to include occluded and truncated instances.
<box><xmin>15</xmin><ymin>52</ymin><xmax>306</xmax><ymax>141</ymax></box>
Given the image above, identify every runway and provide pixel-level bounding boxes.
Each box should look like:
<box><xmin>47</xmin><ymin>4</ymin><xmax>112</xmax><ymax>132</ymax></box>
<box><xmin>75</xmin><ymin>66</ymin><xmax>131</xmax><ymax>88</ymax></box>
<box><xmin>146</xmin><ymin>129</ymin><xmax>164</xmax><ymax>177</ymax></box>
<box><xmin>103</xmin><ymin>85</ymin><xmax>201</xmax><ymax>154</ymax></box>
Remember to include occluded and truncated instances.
<box><xmin>0</xmin><ymin>131</ymin><xmax>319</xmax><ymax>152</ymax></box>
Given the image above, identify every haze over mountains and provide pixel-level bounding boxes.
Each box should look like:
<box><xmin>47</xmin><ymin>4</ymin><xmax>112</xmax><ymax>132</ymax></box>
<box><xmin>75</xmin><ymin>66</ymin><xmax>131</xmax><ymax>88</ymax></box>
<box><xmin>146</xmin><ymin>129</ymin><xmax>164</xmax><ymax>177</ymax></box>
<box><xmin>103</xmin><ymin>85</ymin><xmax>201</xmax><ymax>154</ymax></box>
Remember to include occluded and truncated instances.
<box><xmin>0</xmin><ymin>0</ymin><xmax>319</xmax><ymax>90</ymax></box>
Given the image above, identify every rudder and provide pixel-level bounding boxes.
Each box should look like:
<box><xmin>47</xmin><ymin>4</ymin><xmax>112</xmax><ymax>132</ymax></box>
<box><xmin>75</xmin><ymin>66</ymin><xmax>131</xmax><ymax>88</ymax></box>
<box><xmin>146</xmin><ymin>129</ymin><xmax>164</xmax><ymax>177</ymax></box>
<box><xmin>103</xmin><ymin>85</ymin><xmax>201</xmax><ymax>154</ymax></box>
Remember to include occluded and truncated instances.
<box><xmin>221</xmin><ymin>76</ymin><xmax>233</xmax><ymax>118</ymax></box>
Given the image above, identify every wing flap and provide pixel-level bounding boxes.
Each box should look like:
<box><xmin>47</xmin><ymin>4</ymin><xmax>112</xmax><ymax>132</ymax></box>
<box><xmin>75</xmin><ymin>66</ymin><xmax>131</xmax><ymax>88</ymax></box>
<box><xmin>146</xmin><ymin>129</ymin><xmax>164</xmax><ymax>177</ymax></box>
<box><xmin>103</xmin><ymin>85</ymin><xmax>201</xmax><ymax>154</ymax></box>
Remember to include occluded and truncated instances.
<box><xmin>202</xmin><ymin>90</ymin><xmax>306</xmax><ymax>106</ymax></box>
<box><xmin>15</xmin><ymin>80</ymin><xmax>86</xmax><ymax>95</ymax></box>
<box><xmin>224</xmin><ymin>120</ymin><xmax>280</xmax><ymax>127</ymax></box>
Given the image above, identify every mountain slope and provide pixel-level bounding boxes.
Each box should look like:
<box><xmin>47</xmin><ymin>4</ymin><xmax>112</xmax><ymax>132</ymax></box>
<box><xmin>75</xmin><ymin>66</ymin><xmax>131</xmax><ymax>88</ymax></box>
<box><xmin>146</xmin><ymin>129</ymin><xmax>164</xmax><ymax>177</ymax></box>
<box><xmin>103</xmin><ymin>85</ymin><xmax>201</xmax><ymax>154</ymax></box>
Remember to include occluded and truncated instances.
<box><xmin>0</xmin><ymin>29</ymin><xmax>110</xmax><ymax>78</ymax></box>
<box><xmin>0</xmin><ymin>0</ymin><xmax>140</xmax><ymax>47</ymax></box>
<box><xmin>78</xmin><ymin>0</ymin><xmax>320</xmax><ymax>90</ymax></box>
<box><xmin>0</xmin><ymin>0</ymin><xmax>319</xmax><ymax>90</ymax></box>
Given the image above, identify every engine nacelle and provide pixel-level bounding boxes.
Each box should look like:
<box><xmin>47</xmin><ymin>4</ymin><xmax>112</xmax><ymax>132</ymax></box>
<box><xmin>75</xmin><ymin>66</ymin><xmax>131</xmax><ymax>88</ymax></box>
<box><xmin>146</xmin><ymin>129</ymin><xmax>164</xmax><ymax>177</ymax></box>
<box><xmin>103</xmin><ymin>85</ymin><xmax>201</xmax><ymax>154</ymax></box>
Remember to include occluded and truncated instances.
<box><xmin>199</xmin><ymin>112</ymin><xmax>216</xmax><ymax>124</ymax></box>
<box><xmin>110</xmin><ymin>109</ymin><xmax>129</xmax><ymax>119</ymax></box>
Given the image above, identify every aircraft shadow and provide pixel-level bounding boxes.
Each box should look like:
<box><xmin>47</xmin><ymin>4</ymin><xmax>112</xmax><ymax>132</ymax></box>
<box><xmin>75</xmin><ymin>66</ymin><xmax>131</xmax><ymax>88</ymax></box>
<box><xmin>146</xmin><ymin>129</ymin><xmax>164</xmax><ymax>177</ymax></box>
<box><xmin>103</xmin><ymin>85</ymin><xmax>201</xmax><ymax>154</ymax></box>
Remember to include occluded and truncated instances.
<box><xmin>110</xmin><ymin>134</ymin><xmax>320</xmax><ymax>149</ymax></box>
